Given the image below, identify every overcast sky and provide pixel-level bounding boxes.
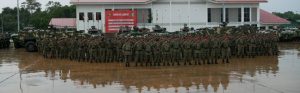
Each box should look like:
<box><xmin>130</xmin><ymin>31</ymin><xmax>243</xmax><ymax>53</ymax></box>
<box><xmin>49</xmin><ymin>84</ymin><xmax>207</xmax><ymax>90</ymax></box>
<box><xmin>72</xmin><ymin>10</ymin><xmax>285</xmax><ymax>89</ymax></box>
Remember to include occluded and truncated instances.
<box><xmin>0</xmin><ymin>0</ymin><xmax>300</xmax><ymax>13</ymax></box>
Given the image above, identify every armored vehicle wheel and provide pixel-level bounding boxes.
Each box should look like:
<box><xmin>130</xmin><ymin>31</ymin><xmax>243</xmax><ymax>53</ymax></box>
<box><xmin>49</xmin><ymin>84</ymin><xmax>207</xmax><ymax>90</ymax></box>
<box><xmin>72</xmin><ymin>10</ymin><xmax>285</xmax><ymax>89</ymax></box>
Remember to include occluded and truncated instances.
<box><xmin>25</xmin><ymin>41</ymin><xmax>37</xmax><ymax>52</ymax></box>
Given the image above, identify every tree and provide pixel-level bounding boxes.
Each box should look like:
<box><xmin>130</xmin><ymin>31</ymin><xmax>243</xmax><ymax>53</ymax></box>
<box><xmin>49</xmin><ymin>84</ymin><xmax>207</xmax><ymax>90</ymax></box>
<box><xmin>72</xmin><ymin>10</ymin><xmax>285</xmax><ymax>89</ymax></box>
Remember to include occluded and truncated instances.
<box><xmin>273</xmin><ymin>11</ymin><xmax>300</xmax><ymax>25</ymax></box>
<box><xmin>46</xmin><ymin>1</ymin><xmax>62</xmax><ymax>8</ymax></box>
<box><xmin>45</xmin><ymin>1</ymin><xmax>75</xmax><ymax>18</ymax></box>
<box><xmin>0</xmin><ymin>1</ymin><xmax>75</xmax><ymax>33</ymax></box>
<box><xmin>1</xmin><ymin>7</ymin><xmax>18</xmax><ymax>32</ymax></box>
<box><xmin>21</xmin><ymin>0</ymin><xmax>41</xmax><ymax>14</ymax></box>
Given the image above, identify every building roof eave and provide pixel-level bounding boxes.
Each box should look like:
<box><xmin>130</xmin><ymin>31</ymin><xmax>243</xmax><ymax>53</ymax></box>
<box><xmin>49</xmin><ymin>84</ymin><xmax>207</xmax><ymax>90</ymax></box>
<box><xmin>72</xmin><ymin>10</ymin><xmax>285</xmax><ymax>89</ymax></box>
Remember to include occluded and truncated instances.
<box><xmin>261</xmin><ymin>22</ymin><xmax>291</xmax><ymax>25</ymax></box>
<box><xmin>210</xmin><ymin>0</ymin><xmax>267</xmax><ymax>4</ymax></box>
<box><xmin>70</xmin><ymin>0</ymin><xmax>156</xmax><ymax>5</ymax></box>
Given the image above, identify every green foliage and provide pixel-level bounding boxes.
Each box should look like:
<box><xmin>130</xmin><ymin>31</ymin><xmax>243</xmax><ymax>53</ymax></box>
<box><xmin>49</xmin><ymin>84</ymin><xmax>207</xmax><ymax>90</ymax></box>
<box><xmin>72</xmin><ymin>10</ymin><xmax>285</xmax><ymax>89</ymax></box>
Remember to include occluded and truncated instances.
<box><xmin>0</xmin><ymin>1</ymin><xmax>75</xmax><ymax>33</ymax></box>
<box><xmin>273</xmin><ymin>11</ymin><xmax>300</xmax><ymax>26</ymax></box>
<box><xmin>21</xmin><ymin>0</ymin><xmax>41</xmax><ymax>13</ymax></box>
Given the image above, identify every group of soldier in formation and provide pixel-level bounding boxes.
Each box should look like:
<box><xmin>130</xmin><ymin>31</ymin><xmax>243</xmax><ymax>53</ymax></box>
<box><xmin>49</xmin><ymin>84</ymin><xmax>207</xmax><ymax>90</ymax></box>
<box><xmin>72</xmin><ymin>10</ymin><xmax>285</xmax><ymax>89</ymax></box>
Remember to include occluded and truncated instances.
<box><xmin>33</xmin><ymin>25</ymin><xmax>279</xmax><ymax>67</ymax></box>
<box><xmin>0</xmin><ymin>33</ymin><xmax>10</xmax><ymax>49</ymax></box>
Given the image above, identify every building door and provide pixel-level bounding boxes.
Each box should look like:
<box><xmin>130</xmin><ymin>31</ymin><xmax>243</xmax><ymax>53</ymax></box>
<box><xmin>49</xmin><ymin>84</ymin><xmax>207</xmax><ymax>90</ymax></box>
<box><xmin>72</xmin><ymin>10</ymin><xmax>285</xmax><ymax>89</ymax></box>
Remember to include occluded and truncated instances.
<box><xmin>105</xmin><ymin>9</ymin><xmax>137</xmax><ymax>33</ymax></box>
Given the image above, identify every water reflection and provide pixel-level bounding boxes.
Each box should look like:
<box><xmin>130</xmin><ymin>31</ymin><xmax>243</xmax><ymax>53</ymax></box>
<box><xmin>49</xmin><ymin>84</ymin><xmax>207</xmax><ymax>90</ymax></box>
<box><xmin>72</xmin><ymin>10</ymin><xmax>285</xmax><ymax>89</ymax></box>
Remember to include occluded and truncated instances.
<box><xmin>16</xmin><ymin>51</ymin><xmax>279</xmax><ymax>93</ymax></box>
<box><xmin>5</xmin><ymin>43</ymin><xmax>300</xmax><ymax>93</ymax></box>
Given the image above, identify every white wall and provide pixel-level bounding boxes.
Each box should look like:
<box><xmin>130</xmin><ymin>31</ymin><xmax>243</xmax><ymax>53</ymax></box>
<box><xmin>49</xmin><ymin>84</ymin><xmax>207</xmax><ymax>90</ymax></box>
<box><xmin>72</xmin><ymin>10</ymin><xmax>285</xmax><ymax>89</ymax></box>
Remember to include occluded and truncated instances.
<box><xmin>75</xmin><ymin>1</ymin><xmax>260</xmax><ymax>33</ymax></box>
<box><xmin>76</xmin><ymin>6</ymin><xmax>105</xmax><ymax>33</ymax></box>
<box><xmin>207</xmin><ymin>3</ymin><xmax>259</xmax><ymax>27</ymax></box>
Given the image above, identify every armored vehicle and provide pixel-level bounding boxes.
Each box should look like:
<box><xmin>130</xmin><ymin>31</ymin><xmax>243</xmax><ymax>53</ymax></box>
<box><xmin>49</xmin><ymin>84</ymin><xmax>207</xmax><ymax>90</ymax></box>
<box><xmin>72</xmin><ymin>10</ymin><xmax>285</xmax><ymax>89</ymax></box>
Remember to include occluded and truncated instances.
<box><xmin>88</xmin><ymin>26</ymin><xmax>102</xmax><ymax>37</ymax></box>
<box><xmin>12</xmin><ymin>31</ymin><xmax>38</xmax><ymax>52</ymax></box>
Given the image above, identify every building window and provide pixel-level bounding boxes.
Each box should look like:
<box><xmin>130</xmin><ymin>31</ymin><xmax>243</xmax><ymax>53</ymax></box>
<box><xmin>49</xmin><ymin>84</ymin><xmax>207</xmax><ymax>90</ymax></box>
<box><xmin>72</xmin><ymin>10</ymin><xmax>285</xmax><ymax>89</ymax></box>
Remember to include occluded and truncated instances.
<box><xmin>225</xmin><ymin>8</ymin><xmax>229</xmax><ymax>22</ymax></box>
<box><xmin>137</xmin><ymin>9</ymin><xmax>152</xmax><ymax>23</ymax></box>
<box><xmin>96</xmin><ymin>12</ymin><xmax>101</xmax><ymax>20</ymax></box>
<box><xmin>207</xmin><ymin>8</ymin><xmax>211</xmax><ymax>22</ymax></box>
<box><xmin>244</xmin><ymin>8</ymin><xmax>250</xmax><ymax>22</ymax></box>
<box><xmin>147</xmin><ymin>9</ymin><xmax>152</xmax><ymax>23</ymax></box>
<box><xmin>238</xmin><ymin>8</ymin><xmax>241</xmax><ymax>22</ymax></box>
<box><xmin>88</xmin><ymin>12</ymin><xmax>93</xmax><ymax>20</ymax></box>
<box><xmin>79</xmin><ymin>12</ymin><xmax>84</xmax><ymax>20</ymax></box>
<box><xmin>221</xmin><ymin>8</ymin><xmax>223</xmax><ymax>22</ymax></box>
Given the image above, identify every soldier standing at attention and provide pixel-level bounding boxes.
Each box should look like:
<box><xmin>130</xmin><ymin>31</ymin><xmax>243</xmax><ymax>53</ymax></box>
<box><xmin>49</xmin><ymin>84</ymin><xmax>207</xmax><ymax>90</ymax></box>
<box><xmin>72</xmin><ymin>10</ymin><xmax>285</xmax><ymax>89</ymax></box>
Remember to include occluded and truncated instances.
<box><xmin>162</xmin><ymin>40</ymin><xmax>171</xmax><ymax>66</ymax></box>
<box><xmin>144</xmin><ymin>40</ymin><xmax>153</xmax><ymax>66</ymax></box>
<box><xmin>221</xmin><ymin>35</ymin><xmax>230</xmax><ymax>63</ymax></box>
<box><xmin>193</xmin><ymin>39</ymin><xmax>202</xmax><ymax>65</ymax></box>
<box><xmin>134</xmin><ymin>40</ymin><xmax>144</xmax><ymax>66</ymax></box>
<box><xmin>237</xmin><ymin>36</ymin><xmax>245</xmax><ymax>58</ymax></box>
<box><xmin>123</xmin><ymin>40</ymin><xmax>133</xmax><ymax>67</ymax></box>
<box><xmin>183</xmin><ymin>40</ymin><xmax>193</xmax><ymax>65</ymax></box>
<box><xmin>171</xmin><ymin>39</ymin><xmax>181</xmax><ymax>66</ymax></box>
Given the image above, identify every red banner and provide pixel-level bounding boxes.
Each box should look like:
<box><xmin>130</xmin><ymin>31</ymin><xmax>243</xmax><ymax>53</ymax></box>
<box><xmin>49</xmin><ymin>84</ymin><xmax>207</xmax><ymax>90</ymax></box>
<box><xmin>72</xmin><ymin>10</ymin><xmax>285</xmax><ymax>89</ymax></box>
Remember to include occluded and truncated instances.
<box><xmin>105</xmin><ymin>10</ymin><xmax>137</xmax><ymax>33</ymax></box>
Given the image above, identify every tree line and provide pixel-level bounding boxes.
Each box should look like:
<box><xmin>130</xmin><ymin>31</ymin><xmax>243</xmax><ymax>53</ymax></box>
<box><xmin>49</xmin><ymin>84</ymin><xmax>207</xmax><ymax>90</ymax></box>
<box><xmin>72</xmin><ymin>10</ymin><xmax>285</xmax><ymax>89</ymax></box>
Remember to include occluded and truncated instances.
<box><xmin>0</xmin><ymin>0</ymin><xmax>75</xmax><ymax>33</ymax></box>
<box><xmin>273</xmin><ymin>11</ymin><xmax>300</xmax><ymax>27</ymax></box>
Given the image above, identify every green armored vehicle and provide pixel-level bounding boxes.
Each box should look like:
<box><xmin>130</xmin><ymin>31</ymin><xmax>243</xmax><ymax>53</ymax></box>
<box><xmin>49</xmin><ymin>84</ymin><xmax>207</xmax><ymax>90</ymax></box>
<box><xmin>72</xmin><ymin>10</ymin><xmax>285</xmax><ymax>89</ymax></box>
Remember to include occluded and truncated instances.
<box><xmin>279</xmin><ymin>30</ymin><xmax>300</xmax><ymax>42</ymax></box>
<box><xmin>12</xmin><ymin>31</ymin><xmax>38</xmax><ymax>52</ymax></box>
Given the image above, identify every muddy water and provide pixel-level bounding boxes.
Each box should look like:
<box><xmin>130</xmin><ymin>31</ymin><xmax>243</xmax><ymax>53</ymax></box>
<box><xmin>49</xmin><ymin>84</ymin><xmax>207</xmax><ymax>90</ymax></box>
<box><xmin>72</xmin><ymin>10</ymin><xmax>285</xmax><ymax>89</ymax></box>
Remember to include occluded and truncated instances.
<box><xmin>0</xmin><ymin>43</ymin><xmax>299</xmax><ymax>93</ymax></box>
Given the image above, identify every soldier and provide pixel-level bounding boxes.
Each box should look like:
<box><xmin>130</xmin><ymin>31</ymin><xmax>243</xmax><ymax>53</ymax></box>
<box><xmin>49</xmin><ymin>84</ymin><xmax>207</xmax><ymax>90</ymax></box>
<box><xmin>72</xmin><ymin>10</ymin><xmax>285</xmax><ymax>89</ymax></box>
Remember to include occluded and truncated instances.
<box><xmin>214</xmin><ymin>37</ymin><xmax>222</xmax><ymax>64</ymax></box>
<box><xmin>152</xmin><ymin>39</ymin><xmax>162</xmax><ymax>66</ymax></box>
<box><xmin>221</xmin><ymin>36</ymin><xmax>230</xmax><ymax>63</ymax></box>
<box><xmin>49</xmin><ymin>38</ymin><xmax>56</xmax><ymax>58</ymax></box>
<box><xmin>99</xmin><ymin>38</ymin><xmax>107</xmax><ymax>62</ymax></box>
<box><xmin>134</xmin><ymin>40</ymin><xmax>144</xmax><ymax>66</ymax></box>
<box><xmin>170</xmin><ymin>39</ymin><xmax>181</xmax><ymax>66</ymax></box>
<box><xmin>115</xmin><ymin>37</ymin><xmax>123</xmax><ymax>62</ymax></box>
<box><xmin>237</xmin><ymin>36</ymin><xmax>245</xmax><ymax>58</ymax></box>
<box><xmin>69</xmin><ymin>37</ymin><xmax>77</xmax><ymax>61</ymax></box>
<box><xmin>271</xmin><ymin>33</ymin><xmax>279</xmax><ymax>55</ymax></box>
<box><xmin>201</xmin><ymin>36</ymin><xmax>211</xmax><ymax>64</ymax></box>
<box><xmin>88</xmin><ymin>38</ymin><xmax>97</xmax><ymax>62</ymax></box>
<box><xmin>183</xmin><ymin>40</ymin><xmax>193</xmax><ymax>65</ymax></box>
<box><xmin>42</xmin><ymin>38</ymin><xmax>50</xmax><ymax>58</ymax></box>
<box><xmin>193</xmin><ymin>39</ymin><xmax>202</xmax><ymax>65</ymax></box>
<box><xmin>107</xmin><ymin>38</ymin><xmax>114</xmax><ymax>62</ymax></box>
<box><xmin>95</xmin><ymin>38</ymin><xmax>103</xmax><ymax>62</ymax></box>
<box><xmin>160</xmin><ymin>40</ymin><xmax>168</xmax><ymax>65</ymax></box>
<box><xmin>144</xmin><ymin>40</ymin><xmax>153</xmax><ymax>66</ymax></box>
<box><xmin>248</xmin><ymin>35</ymin><xmax>256</xmax><ymax>58</ymax></box>
<box><xmin>122</xmin><ymin>40</ymin><xmax>133</xmax><ymax>67</ymax></box>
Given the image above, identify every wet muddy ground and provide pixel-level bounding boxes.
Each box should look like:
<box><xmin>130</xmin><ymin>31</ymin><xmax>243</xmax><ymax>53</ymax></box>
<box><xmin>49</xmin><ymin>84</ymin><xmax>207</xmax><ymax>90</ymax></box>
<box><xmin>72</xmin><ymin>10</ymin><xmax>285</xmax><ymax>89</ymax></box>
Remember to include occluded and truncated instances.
<box><xmin>0</xmin><ymin>43</ymin><xmax>300</xmax><ymax>93</ymax></box>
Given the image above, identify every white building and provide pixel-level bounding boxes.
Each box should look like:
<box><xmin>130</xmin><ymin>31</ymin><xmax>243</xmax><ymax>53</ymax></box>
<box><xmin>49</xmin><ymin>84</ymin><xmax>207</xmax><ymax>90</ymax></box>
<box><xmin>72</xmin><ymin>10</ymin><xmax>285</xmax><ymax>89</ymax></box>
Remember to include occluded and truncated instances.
<box><xmin>70</xmin><ymin>0</ymin><xmax>268</xmax><ymax>33</ymax></box>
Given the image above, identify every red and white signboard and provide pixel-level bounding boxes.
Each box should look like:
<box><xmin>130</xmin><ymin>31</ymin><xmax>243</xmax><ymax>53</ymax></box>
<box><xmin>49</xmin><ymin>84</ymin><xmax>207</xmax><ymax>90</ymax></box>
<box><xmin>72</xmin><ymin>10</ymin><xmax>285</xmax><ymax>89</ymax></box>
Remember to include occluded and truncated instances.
<box><xmin>105</xmin><ymin>10</ymin><xmax>137</xmax><ymax>33</ymax></box>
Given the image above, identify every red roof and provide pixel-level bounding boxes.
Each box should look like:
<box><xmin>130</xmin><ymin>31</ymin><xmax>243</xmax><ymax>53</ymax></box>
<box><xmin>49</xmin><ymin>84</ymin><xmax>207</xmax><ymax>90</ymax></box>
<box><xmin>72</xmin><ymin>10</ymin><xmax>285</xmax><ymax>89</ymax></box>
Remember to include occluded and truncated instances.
<box><xmin>71</xmin><ymin>0</ymin><xmax>267</xmax><ymax>4</ymax></box>
<box><xmin>49</xmin><ymin>18</ymin><xmax>76</xmax><ymax>28</ymax></box>
<box><xmin>260</xmin><ymin>9</ymin><xmax>290</xmax><ymax>25</ymax></box>
<box><xmin>212</xmin><ymin>0</ymin><xmax>267</xmax><ymax>3</ymax></box>
<box><xmin>70</xmin><ymin>0</ymin><xmax>152</xmax><ymax>4</ymax></box>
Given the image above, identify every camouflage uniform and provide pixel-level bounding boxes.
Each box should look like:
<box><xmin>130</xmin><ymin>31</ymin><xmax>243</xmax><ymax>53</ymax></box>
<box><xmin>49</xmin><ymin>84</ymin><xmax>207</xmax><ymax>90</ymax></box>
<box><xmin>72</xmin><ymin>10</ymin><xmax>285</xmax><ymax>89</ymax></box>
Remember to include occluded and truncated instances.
<box><xmin>237</xmin><ymin>37</ymin><xmax>245</xmax><ymax>58</ymax></box>
<box><xmin>144</xmin><ymin>42</ymin><xmax>153</xmax><ymax>66</ymax></box>
<box><xmin>221</xmin><ymin>37</ymin><xmax>230</xmax><ymax>63</ymax></box>
<box><xmin>171</xmin><ymin>40</ymin><xmax>181</xmax><ymax>66</ymax></box>
<box><xmin>123</xmin><ymin>41</ymin><xmax>133</xmax><ymax>67</ymax></box>
<box><xmin>162</xmin><ymin>41</ymin><xmax>171</xmax><ymax>66</ymax></box>
<box><xmin>183</xmin><ymin>41</ymin><xmax>193</xmax><ymax>65</ymax></box>
<box><xmin>134</xmin><ymin>41</ymin><xmax>145</xmax><ymax>66</ymax></box>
